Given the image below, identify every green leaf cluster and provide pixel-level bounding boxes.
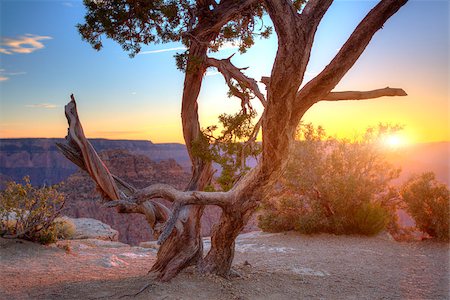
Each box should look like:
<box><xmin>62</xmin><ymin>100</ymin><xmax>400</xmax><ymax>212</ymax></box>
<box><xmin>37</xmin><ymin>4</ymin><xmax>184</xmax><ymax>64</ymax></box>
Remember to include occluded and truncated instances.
<box><xmin>78</xmin><ymin>0</ymin><xmax>272</xmax><ymax>64</ymax></box>
<box><xmin>192</xmin><ymin>110</ymin><xmax>261</xmax><ymax>191</ymax></box>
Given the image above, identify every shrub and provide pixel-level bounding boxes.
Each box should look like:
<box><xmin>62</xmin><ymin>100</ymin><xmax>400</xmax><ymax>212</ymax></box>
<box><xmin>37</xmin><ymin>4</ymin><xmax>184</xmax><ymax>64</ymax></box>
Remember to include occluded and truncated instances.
<box><xmin>401</xmin><ymin>172</ymin><xmax>449</xmax><ymax>241</ymax></box>
<box><xmin>352</xmin><ymin>202</ymin><xmax>390</xmax><ymax>235</ymax></box>
<box><xmin>258</xmin><ymin>196</ymin><xmax>306</xmax><ymax>232</ymax></box>
<box><xmin>0</xmin><ymin>177</ymin><xmax>66</xmax><ymax>244</ymax></box>
<box><xmin>258</xmin><ymin>124</ymin><xmax>402</xmax><ymax>236</ymax></box>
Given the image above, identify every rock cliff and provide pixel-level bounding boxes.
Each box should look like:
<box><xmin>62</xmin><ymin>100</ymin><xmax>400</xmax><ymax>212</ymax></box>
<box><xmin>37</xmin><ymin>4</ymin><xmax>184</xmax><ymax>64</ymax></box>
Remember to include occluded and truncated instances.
<box><xmin>59</xmin><ymin>149</ymin><xmax>191</xmax><ymax>245</ymax></box>
<box><xmin>0</xmin><ymin>138</ymin><xmax>190</xmax><ymax>186</ymax></box>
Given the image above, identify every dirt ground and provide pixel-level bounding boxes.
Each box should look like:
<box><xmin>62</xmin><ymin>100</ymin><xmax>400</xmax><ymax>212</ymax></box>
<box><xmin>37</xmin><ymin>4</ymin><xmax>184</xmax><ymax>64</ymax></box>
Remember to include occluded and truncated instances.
<box><xmin>0</xmin><ymin>232</ymin><xmax>448</xmax><ymax>300</ymax></box>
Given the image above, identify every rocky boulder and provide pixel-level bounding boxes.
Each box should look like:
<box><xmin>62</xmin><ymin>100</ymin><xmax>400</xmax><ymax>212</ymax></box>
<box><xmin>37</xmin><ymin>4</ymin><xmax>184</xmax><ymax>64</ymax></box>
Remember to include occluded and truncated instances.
<box><xmin>69</xmin><ymin>217</ymin><xmax>119</xmax><ymax>241</ymax></box>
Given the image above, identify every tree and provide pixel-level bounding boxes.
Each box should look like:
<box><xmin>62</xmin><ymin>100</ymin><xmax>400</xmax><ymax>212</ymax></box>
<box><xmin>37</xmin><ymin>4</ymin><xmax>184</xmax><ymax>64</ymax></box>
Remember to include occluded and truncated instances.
<box><xmin>401</xmin><ymin>172</ymin><xmax>449</xmax><ymax>241</ymax></box>
<box><xmin>259</xmin><ymin>124</ymin><xmax>402</xmax><ymax>236</ymax></box>
<box><xmin>57</xmin><ymin>0</ymin><xmax>409</xmax><ymax>281</ymax></box>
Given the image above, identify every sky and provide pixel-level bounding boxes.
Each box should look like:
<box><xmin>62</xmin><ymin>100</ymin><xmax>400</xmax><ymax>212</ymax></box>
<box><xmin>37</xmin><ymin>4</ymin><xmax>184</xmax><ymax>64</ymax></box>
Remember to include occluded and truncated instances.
<box><xmin>0</xmin><ymin>0</ymin><xmax>448</xmax><ymax>144</ymax></box>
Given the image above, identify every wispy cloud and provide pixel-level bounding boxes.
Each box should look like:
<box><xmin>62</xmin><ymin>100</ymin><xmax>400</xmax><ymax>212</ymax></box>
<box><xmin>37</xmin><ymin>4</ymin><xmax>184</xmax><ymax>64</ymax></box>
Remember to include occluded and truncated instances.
<box><xmin>25</xmin><ymin>103</ymin><xmax>58</xmax><ymax>109</ymax></box>
<box><xmin>0</xmin><ymin>69</ymin><xmax>26</xmax><ymax>82</ymax></box>
<box><xmin>62</xmin><ymin>2</ymin><xmax>75</xmax><ymax>7</ymax></box>
<box><xmin>1</xmin><ymin>71</ymin><xmax>26</xmax><ymax>76</ymax></box>
<box><xmin>138</xmin><ymin>47</ymin><xmax>187</xmax><ymax>55</ymax></box>
<box><xmin>0</xmin><ymin>34</ymin><xmax>52</xmax><ymax>55</ymax></box>
<box><xmin>138</xmin><ymin>42</ymin><xmax>238</xmax><ymax>56</ymax></box>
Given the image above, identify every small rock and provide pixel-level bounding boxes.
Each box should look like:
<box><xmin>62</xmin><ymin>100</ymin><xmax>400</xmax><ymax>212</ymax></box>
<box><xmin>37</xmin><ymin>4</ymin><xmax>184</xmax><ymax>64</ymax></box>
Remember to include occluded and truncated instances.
<box><xmin>98</xmin><ymin>254</ymin><xmax>129</xmax><ymax>268</ymax></box>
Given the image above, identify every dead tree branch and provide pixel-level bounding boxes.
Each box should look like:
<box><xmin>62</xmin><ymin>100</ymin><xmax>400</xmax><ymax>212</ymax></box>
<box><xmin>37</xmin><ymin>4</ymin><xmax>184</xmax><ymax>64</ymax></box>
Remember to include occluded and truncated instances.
<box><xmin>206</xmin><ymin>56</ymin><xmax>267</xmax><ymax>108</ymax></box>
<box><xmin>57</xmin><ymin>95</ymin><xmax>180</xmax><ymax>233</ymax></box>
<box><xmin>322</xmin><ymin>87</ymin><xmax>407</xmax><ymax>101</ymax></box>
<box><xmin>296</xmin><ymin>0</ymin><xmax>408</xmax><ymax>108</ymax></box>
<box><xmin>260</xmin><ymin>78</ymin><xmax>407</xmax><ymax>102</ymax></box>
<box><xmin>56</xmin><ymin>95</ymin><xmax>121</xmax><ymax>200</ymax></box>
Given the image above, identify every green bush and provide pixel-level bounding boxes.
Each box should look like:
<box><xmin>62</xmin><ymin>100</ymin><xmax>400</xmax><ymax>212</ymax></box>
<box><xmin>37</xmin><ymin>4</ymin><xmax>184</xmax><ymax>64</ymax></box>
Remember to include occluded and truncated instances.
<box><xmin>258</xmin><ymin>124</ymin><xmax>401</xmax><ymax>236</ymax></box>
<box><xmin>0</xmin><ymin>177</ymin><xmax>66</xmax><ymax>244</ymax></box>
<box><xmin>401</xmin><ymin>172</ymin><xmax>449</xmax><ymax>241</ymax></box>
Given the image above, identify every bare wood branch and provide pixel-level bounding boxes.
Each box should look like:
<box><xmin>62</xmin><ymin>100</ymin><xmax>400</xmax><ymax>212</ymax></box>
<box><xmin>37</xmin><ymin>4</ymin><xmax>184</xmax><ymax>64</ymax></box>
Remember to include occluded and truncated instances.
<box><xmin>263</xmin><ymin>0</ymin><xmax>330</xmax><ymax>103</ymax></box>
<box><xmin>158</xmin><ymin>202</ymin><xmax>182</xmax><ymax>245</ymax></box>
<box><xmin>206</xmin><ymin>57</ymin><xmax>267</xmax><ymax>107</ymax></box>
<box><xmin>260</xmin><ymin>78</ymin><xmax>407</xmax><ymax>102</ymax></box>
<box><xmin>58</xmin><ymin>95</ymin><xmax>121</xmax><ymax>200</ymax></box>
<box><xmin>133</xmin><ymin>183</ymin><xmax>232</xmax><ymax>208</ymax></box>
<box><xmin>323</xmin><ymin>87</ymin><xmax>407</xmax><ymax>101</ymax></box>
<box><xmin>260</xmin><ymin>76</ymin><xmax>270</xmax><ymax>88</ymax></box>
<box><xmin>247</xmin><ymin>113</ymin><xmax>263</xmax><ymax>144</ymax></box>
<box><xmin>57</xmin><ymin>95</ymin><xmax>178</xmax><ymax>235</ymax></box>
<box><xmin>296</xmin><ymin>0</ymin><xmax>408</xmax><ymax>108</ymax></box>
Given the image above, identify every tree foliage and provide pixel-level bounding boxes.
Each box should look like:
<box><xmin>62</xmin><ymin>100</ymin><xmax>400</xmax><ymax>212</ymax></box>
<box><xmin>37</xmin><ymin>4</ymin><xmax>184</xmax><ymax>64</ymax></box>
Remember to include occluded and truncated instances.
<box><xmin>0</xmin><ymin>177</ymin><xmax>70</xmax><ymax>244</ymax></box>
<box><xmin>193</xmin><ymin>110</ymin><xmax>261</xmax><ymax>191</ymax></box>
<box><xmin>401</xmin><ymin>172</ymin><xmax>449</xmax><ymax>241</ymax></box>
<box><xmin>259</xmin><ymin>124</ymin><xmax>402</xmax><ymax>236</ymax></box>
<box><xmin>78</xmin><ymin>0</ymin><xmax>271</xmax><ymax>59</ymax></box>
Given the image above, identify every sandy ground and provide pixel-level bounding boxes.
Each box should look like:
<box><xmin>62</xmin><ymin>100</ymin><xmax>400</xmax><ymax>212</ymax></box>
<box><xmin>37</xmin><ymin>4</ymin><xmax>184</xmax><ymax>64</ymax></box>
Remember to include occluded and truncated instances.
<box><xmin>0</xmin><ymin>232</ymin><xmax>448</xmax><ymax>300</ymax></box>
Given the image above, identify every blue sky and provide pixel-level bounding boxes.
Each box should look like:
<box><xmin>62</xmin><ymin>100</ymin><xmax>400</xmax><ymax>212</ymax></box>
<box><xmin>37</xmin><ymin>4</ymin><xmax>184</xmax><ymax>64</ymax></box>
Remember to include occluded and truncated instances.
<box><xmin>0</xmin><ymin>0</ymin><xmax>448</xmax><ymax>143</ymax></box>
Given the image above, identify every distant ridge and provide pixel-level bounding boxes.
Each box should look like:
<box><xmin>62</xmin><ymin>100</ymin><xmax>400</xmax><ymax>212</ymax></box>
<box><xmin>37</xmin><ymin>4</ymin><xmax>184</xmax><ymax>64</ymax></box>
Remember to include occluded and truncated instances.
<box><xmin>0</xmin><ymin>138</ymin><xmax>190</xmax><ymax>186</ymax></box>
<box><xmin>0</xmin><ymin>138</ymin><xmax>448</xmax><ymax>187</ymax></box>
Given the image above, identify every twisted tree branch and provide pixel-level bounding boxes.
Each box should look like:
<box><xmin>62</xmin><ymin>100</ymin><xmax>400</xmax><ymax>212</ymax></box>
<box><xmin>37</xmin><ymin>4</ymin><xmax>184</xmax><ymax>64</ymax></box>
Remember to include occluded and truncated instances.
<box><xmin>57</xmin><ymin>95</ymin><xmax>177</xmax><ymax>233</ymax></box>
<box><xmin>206</xmin><ymin>56</ymin><xmax>267</xmax><ymax>107</ymax></box>
<box><xmin>296</xmin><ymin>0</ymin><xmax>408</xmax><ymax>109</ymax></box>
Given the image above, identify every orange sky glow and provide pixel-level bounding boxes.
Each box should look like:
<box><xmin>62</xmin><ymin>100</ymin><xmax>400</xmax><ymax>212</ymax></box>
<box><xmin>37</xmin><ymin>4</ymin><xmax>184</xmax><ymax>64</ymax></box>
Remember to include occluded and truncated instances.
<box><xmin>0</xmin><ymin>1</ymin><xmax>448</xmax><ymax>145</ymax></box>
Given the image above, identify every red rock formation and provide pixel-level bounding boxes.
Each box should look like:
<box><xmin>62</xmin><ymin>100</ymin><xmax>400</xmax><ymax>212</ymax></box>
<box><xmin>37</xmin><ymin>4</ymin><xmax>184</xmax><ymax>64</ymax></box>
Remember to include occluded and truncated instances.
<box><xmin>60</xmin><ymin>150</ymin><xmax>190</xmax><ymax>245</ymax></box>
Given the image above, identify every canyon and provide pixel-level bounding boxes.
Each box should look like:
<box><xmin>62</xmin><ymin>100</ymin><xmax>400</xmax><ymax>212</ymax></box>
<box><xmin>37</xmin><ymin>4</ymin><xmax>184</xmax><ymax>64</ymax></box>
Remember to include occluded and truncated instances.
<box><xmin>0</xmin><ymin>138</ymin><xmax>447</xmax><ymax>245</ymax></box>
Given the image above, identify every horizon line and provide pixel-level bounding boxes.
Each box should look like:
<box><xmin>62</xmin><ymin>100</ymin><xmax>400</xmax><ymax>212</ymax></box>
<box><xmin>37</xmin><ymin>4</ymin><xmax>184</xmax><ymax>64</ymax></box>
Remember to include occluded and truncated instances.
<box><xmin>0</xmin><ymin>136</ymin><xmax>449</xmax><ymax>145</ymax></box>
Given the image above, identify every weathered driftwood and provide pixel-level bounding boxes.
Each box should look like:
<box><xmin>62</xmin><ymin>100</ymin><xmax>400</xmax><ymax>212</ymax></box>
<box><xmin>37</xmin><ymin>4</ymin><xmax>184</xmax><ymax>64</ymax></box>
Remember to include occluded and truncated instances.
<box><xmin>56</xmin><ymin>95</ymin><xmax>175</xmax><ymax>235</ymax></box>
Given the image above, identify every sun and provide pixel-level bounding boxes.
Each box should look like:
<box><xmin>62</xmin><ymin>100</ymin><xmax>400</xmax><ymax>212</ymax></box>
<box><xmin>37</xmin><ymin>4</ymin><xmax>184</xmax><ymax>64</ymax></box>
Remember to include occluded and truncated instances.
<box><xmin>384</xmin><ymin>134</ymin><xmax>407</xmax><ymax>148</ymax></box>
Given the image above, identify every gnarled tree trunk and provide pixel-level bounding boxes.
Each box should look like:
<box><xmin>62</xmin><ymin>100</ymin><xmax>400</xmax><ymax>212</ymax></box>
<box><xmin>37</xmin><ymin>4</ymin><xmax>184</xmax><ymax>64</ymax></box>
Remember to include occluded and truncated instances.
<box><xmin>148</xmin><ymin>41</ymin><xmax>213</xmax><ymax>281</ymax></box>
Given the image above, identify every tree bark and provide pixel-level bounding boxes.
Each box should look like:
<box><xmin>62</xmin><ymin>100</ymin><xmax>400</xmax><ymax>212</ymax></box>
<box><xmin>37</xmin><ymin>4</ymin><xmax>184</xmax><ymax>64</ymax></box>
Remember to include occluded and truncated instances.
<box><xmin>201</xmin><ymin>166</ymin><xmax>263</xmax><ymax>275</ymax></box>
<box><xmin>148</xmin><ymin>40</ymin><xmax>213</xmax><ymax>281</ymax></box>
